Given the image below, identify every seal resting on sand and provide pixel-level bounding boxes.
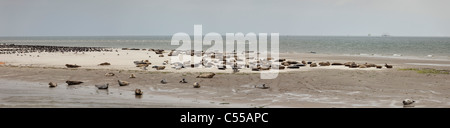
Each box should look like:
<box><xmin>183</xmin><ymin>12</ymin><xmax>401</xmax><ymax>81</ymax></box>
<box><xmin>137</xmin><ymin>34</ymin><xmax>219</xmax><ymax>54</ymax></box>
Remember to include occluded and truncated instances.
<box><xmin>196</xmin><ymin>72</ymin><xmax>215</xmax><ymax>78</ymax></box>
<box><xmin>385</xmin><ymin>63</ymin><xmax>393</xmax><ymax>68</ymax></box>
<box><xmin>255</xmin><ymin>84</ymin><xmax>270</xmax><ymax>89</ymax></box>
<box><xmin>193</xmin><ymin>82</ymin><xmax>200</xmax><ymax>88</ymax></box>
<box><xmin>359</xmin><ymin>64</ymin><xmax>367</xmax><ymax>68</ymax></box>
<box><xmin>331</xmin><ymin>62</ymin><xmax>343</xmax><ymax>65</ymax></box>
<box><xmin>156</xmin><ymin>66</ymin><xmax>166</xmax><ymax>70</ymax></box>
<box><xmin>310</xmin><ymin>63</ymin><xmax>317</xmax><ymax>67</ymax></box>
<box><xmin>95</xmin><ymin>83</ymin><xmax>109</xmax><ymax>89</ymax></box>
<box><xmin>66</xmin><ymin>80</ymin><xmax>83</xmax><ymax>85</ymax></box>
<box><xmin>286</xmin><ymin>61</ymin><xmax>298</xmax><ymax>64</ymax></box>
<box><xmin>135</xmin><ymin>89</ymin><xmax>143</xmax><ymax>95</ymax></box>
<box><xmin>217</xmin><ymin>65</ymin><xmax>226</xmax><ymax>70</ymax></box>
<box><xmin>302</xmin><ymin>60</ymin><xmax>306</xmax><ymax>65</ymax></box>
<box><xmin>105</xmin><ymin>72</ymin><xmax>115</xmax><ymax>76</ymax></box>
<box><xmin>154</xmin><ymin>49</ymin><xmax>164</xmax><ymax>54</ymax></box>
<box><xmin>287</xmin><ymin>65</ymin><xmax>300</xmax><ymax>69</ymax></box>
<box><xmin>65</xmin><ymin>64</ymin><xmax>81</xmax><ymax>68</ymax></box>
<box><xmin>364</xmin><ymin>63</ymin><xmax>377</xmax><ymax>68</ymax></box>
<box><xmin>319</xmin><ymin>61</ymin><xmax>330</xmax><ymax>66</ymax></box>
<box><xmin>179</xmin><ymin>78</ymin><xmax>188</xmax><ymax>83</ymax></box>
<box><xmin>129</xmin><ymin>74</ymin><xmax>136</xmax><ymax>78</ymax></box>
<box><xmin>344</xmin><ymin>62</ymin><xmax>353</xmax><ymax>67</ymax></box>
<box><xmin>349</xmin><ymin>62</ymin><xmax>359</xmax><ymax>68</ymax></box>
<box><xmin>376</xmin><ymin>65</ymin><xmax>382</xmax><ymax>69</ymax></box>
<box><xmin>159</xmin><ymin>55</ymin><xmax>164</xmax><ymax>57</ymax></box>
<box><xmin>161</xmin><ymin>79</ymin><xmax>167</xmax><ymax>84</ymax></box>
<box><xmin>118</xmin><ymin>80</ymin><xmax>129</xmax><ymax>86</ymax></box>
<box><xmin>275</xmin><ymin>59</ymin><xmax>286</xmax><ymax>62</ymax></box>
<box><xmin>403</xmin><ymin>99</ymin><xmax>415</xmax><ymax>107</ymax></box>
<box><xmin>99</xmin><ymin>62</ymin><xmax>110</xmax><ymax>66</ymax></box>
<box><xmin>48</xmin><ymin>82</ymin><xmax>57</xmax><ymax>88</ymax></box>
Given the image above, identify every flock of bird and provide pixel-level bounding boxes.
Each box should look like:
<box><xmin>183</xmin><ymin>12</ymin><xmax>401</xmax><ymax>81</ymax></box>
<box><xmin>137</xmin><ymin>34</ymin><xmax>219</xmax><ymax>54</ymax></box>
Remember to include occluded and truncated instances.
<box><xmin>0</xmin><ymin>44</ymin><xmax>111</xmax><ymax>54</ymax></box>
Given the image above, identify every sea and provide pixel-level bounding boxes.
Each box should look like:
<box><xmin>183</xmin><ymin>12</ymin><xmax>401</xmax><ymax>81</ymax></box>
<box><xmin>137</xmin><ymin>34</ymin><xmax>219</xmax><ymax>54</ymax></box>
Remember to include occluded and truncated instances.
<box><xmin>1</xmin><ymin>36</ymin><xmax>450</xmax><ymax>60</ymax></box>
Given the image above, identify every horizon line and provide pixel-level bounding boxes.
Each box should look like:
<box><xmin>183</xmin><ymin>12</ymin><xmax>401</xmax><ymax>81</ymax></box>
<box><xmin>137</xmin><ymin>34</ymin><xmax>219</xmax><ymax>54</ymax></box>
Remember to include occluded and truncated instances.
<box><xmin>1</xmin><ymin>35</ymin><xmax>450</xmax><ymax>38</ymax></box>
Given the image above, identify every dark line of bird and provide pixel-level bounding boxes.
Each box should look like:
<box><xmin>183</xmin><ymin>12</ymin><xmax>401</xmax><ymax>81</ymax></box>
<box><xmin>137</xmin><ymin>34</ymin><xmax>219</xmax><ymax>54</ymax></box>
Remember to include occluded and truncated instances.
<box><xmin>0</xmin><ymin>44</ymin><xmax>112</xmax><ymax>54</ymax></box>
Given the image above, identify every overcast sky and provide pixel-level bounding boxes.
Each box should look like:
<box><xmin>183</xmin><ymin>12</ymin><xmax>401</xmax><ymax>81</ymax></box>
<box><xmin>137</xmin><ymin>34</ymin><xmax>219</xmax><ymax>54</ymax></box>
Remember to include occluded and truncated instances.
<box><xmin>1</xmin><ymin>0</ymin><xmax>449</xmax><ymax>37</ymax></box>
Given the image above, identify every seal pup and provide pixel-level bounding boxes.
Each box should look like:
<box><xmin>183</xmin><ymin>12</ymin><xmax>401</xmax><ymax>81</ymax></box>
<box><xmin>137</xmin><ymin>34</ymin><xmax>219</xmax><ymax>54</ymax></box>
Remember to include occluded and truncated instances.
<box><xmin>95</xmin><ymin>83</ymin><xmax>109</xmax><ymax>89</ymax></box>
<box><xmin>118</xmin><ymin>80</ymin><xmax>129</xmax><ymax>86</ymax></box>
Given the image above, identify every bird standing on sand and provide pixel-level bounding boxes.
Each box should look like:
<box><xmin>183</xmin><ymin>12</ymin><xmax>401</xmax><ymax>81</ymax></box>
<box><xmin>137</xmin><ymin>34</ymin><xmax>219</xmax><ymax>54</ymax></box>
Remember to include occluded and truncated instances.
<box><xmin>118</xmin><ymin>80</ymin><xmax>129</xmax><ymax>86</ymax></box>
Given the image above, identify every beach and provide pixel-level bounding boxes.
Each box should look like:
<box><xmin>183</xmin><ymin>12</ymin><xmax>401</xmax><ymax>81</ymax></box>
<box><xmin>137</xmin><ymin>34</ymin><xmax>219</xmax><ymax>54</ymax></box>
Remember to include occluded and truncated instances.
<box><xmin>1</xmin><ymin>47</ymin><xmax>449</xmax><ymax>107</ymax></box>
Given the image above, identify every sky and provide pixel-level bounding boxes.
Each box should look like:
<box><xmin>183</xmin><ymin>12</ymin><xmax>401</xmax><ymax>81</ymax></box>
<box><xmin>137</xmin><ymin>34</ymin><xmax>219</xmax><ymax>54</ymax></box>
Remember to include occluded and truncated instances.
<box><xmin>0</xmin><ymin>0</ymin><xmax>449</xmax><ymax>37</ymax></box>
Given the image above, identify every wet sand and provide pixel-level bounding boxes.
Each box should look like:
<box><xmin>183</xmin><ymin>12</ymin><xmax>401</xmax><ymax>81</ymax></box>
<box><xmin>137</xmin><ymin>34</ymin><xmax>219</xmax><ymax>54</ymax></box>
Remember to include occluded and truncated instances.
<box><xmin>1</xmin><ymin>49</ymin><xmax>449</xmax><ymax>107</ymax></box>
<box><xmin>1</xmin><ymin>63</ymin><xmax>449</xmax><ymax>107</ymax></box>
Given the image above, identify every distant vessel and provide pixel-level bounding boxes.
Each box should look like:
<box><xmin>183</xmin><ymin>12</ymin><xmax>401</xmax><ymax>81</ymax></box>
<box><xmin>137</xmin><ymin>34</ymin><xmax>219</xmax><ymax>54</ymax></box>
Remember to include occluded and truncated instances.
<box><xmin>381</xmin><ymin>33</ymin><xmax>391</xmax><ymax>37</ymax></box>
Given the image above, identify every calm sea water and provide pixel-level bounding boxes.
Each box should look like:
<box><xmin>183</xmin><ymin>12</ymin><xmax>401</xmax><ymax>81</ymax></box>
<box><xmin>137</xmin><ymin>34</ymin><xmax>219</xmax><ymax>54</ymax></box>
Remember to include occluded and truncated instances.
<box><xmin>1</xmin><ymin>36</ymin><xmax>450</xmax><ymax>59</ymax></box>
